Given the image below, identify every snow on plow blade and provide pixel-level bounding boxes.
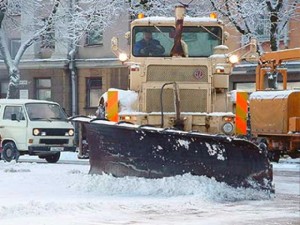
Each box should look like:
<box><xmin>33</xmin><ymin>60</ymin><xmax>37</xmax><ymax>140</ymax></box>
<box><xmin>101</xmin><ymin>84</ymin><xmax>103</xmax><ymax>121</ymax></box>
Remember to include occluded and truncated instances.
<box><xmin>72</xmin><ymin>117</ymin><xmax>273</xmax><ymax>191</ymax></box>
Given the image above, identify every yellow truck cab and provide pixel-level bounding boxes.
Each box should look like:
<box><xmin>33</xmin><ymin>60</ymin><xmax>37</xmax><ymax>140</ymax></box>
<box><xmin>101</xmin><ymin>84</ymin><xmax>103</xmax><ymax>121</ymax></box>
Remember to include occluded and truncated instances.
<box><xmin>0</xmin><ymin>99</ymin><xmax>75</xmax><ymax>163</ymax></box>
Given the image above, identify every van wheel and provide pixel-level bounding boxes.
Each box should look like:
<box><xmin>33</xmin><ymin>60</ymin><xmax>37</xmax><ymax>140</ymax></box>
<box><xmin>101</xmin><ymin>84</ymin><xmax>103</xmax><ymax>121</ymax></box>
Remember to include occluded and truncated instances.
<box><xmin>45</xmin><ymin>152</ymin><xmax>60</xmax><ymax>163</ymax></box>
<box><xmin>2</xmin><ymin>142</ymin><xmax>20</xmax><ymax>162</ymax></box>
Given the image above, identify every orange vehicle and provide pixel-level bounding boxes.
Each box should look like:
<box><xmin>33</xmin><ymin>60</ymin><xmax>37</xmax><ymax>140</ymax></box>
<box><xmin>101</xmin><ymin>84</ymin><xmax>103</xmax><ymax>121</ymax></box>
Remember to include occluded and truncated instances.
<box><xmin>249</xmin><ymin>48</ymin><xmax>300</xmax><ymax>161</ymax></box>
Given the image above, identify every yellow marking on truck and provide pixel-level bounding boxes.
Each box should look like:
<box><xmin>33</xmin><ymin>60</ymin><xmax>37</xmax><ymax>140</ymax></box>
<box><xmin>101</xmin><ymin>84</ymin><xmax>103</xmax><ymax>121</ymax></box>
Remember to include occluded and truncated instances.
<box><xmin>236</xmin><ymin>92</ymin><xmax>248</xmax><ymax>135</ymax></box>
<box><xmin>107</xmin><ymin>91</ymin><xmax>119</xmax><ymax>122</ymax></box>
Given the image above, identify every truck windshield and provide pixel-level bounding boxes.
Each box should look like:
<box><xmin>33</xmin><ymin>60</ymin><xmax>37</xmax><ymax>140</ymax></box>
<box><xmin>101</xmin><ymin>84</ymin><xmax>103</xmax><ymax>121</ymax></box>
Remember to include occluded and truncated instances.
<box><xmin>132</xmin><ymin>26</ymin><xmax>222</xmax><ymax>57</ymax></box>
<box><xmin>25</xmin><ymin>103</ymin><xmax>68</xmax><ymax>121</ymax></box>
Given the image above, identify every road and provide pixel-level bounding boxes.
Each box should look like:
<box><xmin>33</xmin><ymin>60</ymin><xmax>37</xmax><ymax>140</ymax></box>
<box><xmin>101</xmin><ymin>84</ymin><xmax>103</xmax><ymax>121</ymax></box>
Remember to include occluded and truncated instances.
<box><xmin>1</xmin><ymin>155</ymin><xmax>299</xmax><ymax>225</ymax></box>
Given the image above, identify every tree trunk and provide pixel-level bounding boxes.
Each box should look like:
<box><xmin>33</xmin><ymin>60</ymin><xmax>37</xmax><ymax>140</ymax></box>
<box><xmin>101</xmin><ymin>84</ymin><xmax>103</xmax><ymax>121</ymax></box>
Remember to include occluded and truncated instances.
<box><xmin>6</xmin><ymin>67</ymin><xmax>20</xmax><ymax>99</ymax></box>
<box><xmin>267</xmin><ymin>0</ymin><xmax>283</xmax><ymax>51</ymax></box>
<box><xmin>269</xmin><ymin>10</ymin><xmax>279</xmax><ymax>51</ymax></box>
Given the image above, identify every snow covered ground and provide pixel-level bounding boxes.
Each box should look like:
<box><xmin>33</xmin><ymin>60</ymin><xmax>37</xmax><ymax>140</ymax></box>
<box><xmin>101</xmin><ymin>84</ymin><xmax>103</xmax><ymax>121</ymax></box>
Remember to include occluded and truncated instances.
<box><xmin>0</xmin><ymin>153</ymin><xmax>299</xmax><ymax>225</ymax></box>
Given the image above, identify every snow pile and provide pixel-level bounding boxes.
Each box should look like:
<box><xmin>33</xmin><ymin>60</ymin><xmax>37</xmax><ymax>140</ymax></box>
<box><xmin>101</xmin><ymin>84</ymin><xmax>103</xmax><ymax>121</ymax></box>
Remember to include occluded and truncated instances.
<box><xmin>0</xmin><ymin>160</ymin><xmax>270</xmax><ymax>203</ymax></box>
<box><xmin>69</xmin><ymin>173</ymin><xmax>271</xmax><ymax>201</ymax></box>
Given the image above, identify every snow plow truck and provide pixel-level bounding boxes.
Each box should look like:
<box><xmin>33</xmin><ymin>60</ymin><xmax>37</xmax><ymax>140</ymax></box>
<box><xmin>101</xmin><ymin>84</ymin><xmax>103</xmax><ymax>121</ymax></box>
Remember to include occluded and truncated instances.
<box><xmin>71</xmin><ymin>5</ymin><xmax>273</xmax><ymax>191</ymax></box>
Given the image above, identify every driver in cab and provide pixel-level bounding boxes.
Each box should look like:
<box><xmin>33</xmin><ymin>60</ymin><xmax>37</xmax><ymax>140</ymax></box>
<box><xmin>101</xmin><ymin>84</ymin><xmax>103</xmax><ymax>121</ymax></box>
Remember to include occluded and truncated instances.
<box><xmin>134</xmin><ymin>31</ymin><xmax>165</xmax><ymax>56</ymax></box>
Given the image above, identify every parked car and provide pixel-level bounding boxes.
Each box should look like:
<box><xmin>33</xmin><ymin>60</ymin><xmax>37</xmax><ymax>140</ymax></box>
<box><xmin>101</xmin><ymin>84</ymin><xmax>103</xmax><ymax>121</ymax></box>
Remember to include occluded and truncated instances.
<box><xmin>0</xmin><ymin>99</ymin><xmax>76</xmax><ymax>163</ymax></box>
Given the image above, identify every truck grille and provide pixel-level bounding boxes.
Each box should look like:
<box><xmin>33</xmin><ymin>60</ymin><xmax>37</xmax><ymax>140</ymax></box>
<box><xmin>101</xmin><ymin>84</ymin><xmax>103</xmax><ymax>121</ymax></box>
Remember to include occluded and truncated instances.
<box><xmin>40</xmin><ymin>139</ymin><xmax>69</xmax><ymax>145</ymax></box>
<box><xmin>147</xmin><ymin>65</ymin><xmax>208</xmax><ymax>82</ymax></box>
<box><xmin>146</xmin><ymin>89</ymin><xmax>208</xmax><ymax>112</ymax></box>
<box><xmin>38</xmin><ymin>129</ymin><xmax>70</xmax><ymax>136</ymax></box>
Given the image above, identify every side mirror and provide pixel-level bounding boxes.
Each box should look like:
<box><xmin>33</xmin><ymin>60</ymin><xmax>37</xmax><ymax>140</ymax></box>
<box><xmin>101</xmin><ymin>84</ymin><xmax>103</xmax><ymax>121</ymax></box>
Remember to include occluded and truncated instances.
<box><xmin>11</xmin><ymin>113</ymin><xmax>17</xmax><ymax>121</ymax></box>
<box><xmin>111</xmin><ymin>37</ymin><xmax>119</xmax><ymax>52</ymax></box>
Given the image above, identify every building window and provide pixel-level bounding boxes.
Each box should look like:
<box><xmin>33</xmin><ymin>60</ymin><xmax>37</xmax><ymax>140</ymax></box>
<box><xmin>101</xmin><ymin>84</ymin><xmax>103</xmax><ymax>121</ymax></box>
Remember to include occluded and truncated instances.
<box><xmin>254</xmin><ymin>14</ymin><xmax>270</xmax><ymax>40</ymax></box>
<box><xmin>10</xmin><ymin>39</ymin><xmax>21</xmax><ymax>59</ymax></box>
<box><xmin>0</xmin><ymin>81</ymin><xmax>8</xmax><ymax>98</ymax></box>
<box><xmin>35</xmin><ymin>78</ymin><xmax>51</xmax><ymax>100</ymax></box>
<box><xmin>86</xmin><ymin>77</ymin><xmax>102</xmax><ymax>108</ymax></box>
<box><xmin>86</xmin><ymin>23</ymin><xmax>103</xmax><ymax>46</ymax></box>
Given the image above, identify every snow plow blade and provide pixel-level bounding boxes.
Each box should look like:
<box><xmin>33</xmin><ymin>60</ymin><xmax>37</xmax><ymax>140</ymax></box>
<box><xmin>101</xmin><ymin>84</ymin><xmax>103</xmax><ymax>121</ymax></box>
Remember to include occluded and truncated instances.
<box><xmin>72</xmin><ymin>117</ymin><xmax>273</xmax><ymax>191</ymax></box>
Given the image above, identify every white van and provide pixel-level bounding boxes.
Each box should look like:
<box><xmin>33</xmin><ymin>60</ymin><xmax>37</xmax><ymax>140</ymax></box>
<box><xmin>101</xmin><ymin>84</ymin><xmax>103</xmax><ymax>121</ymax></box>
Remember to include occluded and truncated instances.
<box><xmin>0</xmin><ymin>99</ymin><xmax>76</xmax><ymax>163</ymax></box>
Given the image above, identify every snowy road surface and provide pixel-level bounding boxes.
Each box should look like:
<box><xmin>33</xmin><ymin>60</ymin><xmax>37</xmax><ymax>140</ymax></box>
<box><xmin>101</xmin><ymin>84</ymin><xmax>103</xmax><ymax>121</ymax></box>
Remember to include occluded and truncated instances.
<box><xmin>0</xmin><ymin>153</ymin><xmax>299</xmax><ymax>225</ymax></box>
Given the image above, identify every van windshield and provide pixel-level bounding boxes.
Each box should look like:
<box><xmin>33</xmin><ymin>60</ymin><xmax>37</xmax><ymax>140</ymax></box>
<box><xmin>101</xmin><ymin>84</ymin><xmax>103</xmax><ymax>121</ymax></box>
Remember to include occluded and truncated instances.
<box><xmin>25</xmin><ymin>103</ymin><xmax>68</xmax><ymax>121</ymax></box>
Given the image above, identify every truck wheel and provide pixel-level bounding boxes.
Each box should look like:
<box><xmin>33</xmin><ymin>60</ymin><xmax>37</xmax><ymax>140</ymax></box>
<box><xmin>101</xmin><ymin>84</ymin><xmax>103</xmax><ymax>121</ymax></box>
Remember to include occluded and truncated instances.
<box><xmin>2</xmin><ymin>142</ymin><xmax>19</xmax><ymax>162</ymax></box>
<box><xmin>268</xmin><ymin>151</ymin><xmax>280</xmax><ymax>163</ymax></box>
<box><xmin>45</xmin><ymin>152</ymin><xmax>60</xmax><ymax>163</ymax></box>
<box><xmin>288</xmin><ymin>152</ymin><xmax>300</xmax><ymax>159</ymax></box>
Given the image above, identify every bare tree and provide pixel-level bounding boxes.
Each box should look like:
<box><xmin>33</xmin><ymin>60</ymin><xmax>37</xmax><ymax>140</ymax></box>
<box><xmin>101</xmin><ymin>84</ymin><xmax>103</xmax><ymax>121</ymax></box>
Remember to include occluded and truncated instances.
<box><xmin>65</xmin><ymin>0</ymin><xmax>125</xmax><ymax>47</ymax></box>
<box><xmin>0</xmin><ymin>0</ymin><xmax>126</xmax><ymax>99</ymax></box>
<box><xmin>209</xmin><ymin>0</ymin><xmax>300</xmax><ymax>51</ymax></box>
<box><xmin>128</xmin><ymin>0</ymin><xmax>299</xmax><ymax>52</ymax></box>
<box><xmin>0</xmin><ymin>0</ymin><xmax>64</xmax><ymax>98</ymax></box>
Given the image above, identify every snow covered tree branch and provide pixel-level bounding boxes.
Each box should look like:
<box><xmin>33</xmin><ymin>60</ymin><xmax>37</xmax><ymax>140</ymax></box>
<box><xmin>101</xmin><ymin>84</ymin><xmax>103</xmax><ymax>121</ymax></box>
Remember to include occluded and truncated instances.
<box><xmin>0</xmin><ymin>0</ymin><xmax>63</xmax><ymax>98</ymax></box>
<box><xmin>132</xmin><ymin>0</ymin><xmax>298</xmax><ymax>52</ymax></box>
<box><xmin>209</xmin><ymin>0</ymin><xmax>299</xmax><ymax>52</ymax></box>
<box><xmin>0</xmin><ymin>0</ymin><xmax>126</xmax><ymax>99</ymax></box>
<box><xmin>126</xmin><ymin>0</ymin><xmax>212</xmax><ymax>17</ymax></box>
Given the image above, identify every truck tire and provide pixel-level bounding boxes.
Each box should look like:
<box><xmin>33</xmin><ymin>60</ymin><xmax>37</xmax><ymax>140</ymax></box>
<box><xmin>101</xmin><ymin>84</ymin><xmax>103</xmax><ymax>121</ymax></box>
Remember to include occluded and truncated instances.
<box><xmin>268</xmin><ymin>151</ymin><xmax>280</xmax><ymax>163</ymax></box>
<box><xmin>45</xmin><ymin>152</ymin><xmax>60</xmax><ymax>163</ymax></box>
<box><xmin>2</xmin><ymin>142</ymin><xmax>19</xmax><ymax>162</ymax></box>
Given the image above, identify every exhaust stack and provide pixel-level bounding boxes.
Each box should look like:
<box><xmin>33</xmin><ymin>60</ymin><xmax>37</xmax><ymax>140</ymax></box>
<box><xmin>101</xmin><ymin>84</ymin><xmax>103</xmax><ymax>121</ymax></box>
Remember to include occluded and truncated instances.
<box><xmin>170</xmin><ymin>5</ymin><xmax>186</xmax><ymax>57</ymax></box>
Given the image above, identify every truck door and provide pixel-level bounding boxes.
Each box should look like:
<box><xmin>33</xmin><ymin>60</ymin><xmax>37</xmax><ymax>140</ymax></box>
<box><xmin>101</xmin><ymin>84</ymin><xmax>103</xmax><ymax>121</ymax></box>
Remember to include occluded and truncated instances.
<box><xmin>0</xmin><ymin>105</ymin><xmax>27</xmax><ymax>150</ymax></box>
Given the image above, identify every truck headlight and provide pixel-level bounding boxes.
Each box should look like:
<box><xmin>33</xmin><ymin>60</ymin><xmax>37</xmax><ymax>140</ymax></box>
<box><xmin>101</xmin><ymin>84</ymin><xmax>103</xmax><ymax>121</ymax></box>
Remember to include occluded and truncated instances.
<box><xmin>119</xmin><ymin>52</ymin><xmax>128</xmax><ymax>62</ymax></box>
<box><xmin>67</xmin><ymin>129</ymin><xmax>74</xmax><ymax>136</ymax></box>
<box><xmin>228</xmin><ymin>54</ymin><xmax>239</xmax><ymax>64</ymax></box>
<box><xmin>222</xmin><ymin>123</ymin><xmax>233</xmax><ymax>134</ymax></box>
<box><xmin>33</xmin><ymin>128</ymin><xmax>40</xmax><ymax>136</ymax></box>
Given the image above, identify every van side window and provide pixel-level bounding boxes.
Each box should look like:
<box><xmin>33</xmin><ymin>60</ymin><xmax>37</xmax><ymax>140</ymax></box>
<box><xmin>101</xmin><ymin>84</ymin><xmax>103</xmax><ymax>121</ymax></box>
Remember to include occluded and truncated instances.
<box><xmin>3</xmin><ymin>106</ymin><xmax>25</xmax><ymax>120</ymax></box>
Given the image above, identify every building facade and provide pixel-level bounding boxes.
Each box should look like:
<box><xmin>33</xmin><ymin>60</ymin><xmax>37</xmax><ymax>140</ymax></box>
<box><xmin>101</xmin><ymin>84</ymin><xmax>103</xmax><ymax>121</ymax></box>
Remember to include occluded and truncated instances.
<box><xmin>0</xmin><ymin>1</ymin><xmax>129</xmax><ymax>117</ymax></box>
<box><xmin>0</xmin><ymin>1</ymin><xmax>299</xmax><ymax>117</ymax></box>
